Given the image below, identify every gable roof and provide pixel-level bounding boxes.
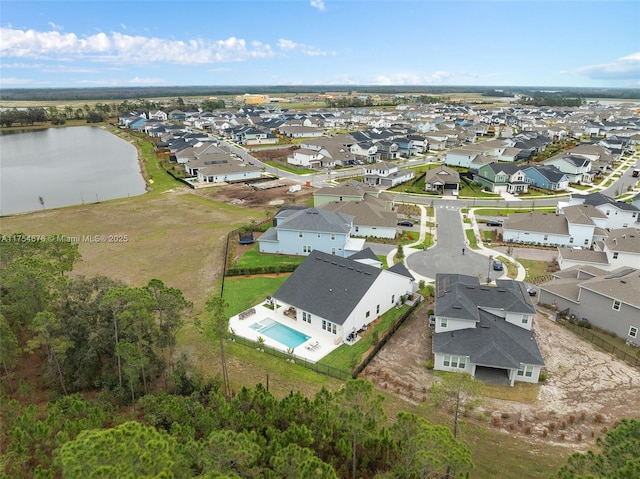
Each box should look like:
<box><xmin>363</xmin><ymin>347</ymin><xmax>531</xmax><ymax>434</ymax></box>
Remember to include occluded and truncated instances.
<box><xmin>314</xmin><ymin>180</ymin><xmax>378</xmax><ymax>198</ymax></box>
<box><xmin>275</xmin><ymin>207</ymin><xmax>354</xmax><ymax>234</ymax></box>
<box><xmin>272</xmin><ymin>250</ymin><xmax>382</xmax><ymax>325</ymax></box>
<box><xmin>433</xmin><ymin>310</ymin><xmax>544</xmax><ymax>369</ymax></box>
<box><xmin>320</xmin><ymin>196</ymin><xmax>396</xmax><ymax>228</ymax></box>
<box><xmin>424</xmin><ymin>165</ymin><xmax>461</xmax><ymax>185</ymax></box>
<box><xmin>574</xmin><ymin>192</ymin><xmax>640</xmax><ymax>212</ymax></box>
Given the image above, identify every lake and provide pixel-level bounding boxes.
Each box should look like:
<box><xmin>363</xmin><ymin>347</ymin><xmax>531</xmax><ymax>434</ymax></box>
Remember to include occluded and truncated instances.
<box><xmin>0</xmin><ymin>126</ymin><xmax>147</xmax><ymax>215</ymax></box>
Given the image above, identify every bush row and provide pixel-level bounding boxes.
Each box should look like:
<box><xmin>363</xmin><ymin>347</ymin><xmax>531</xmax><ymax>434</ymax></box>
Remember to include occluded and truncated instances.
<box><xmin>226</xmin><ymin>264</ymin><xmax>299</xmax><ymax>276</ymax></box>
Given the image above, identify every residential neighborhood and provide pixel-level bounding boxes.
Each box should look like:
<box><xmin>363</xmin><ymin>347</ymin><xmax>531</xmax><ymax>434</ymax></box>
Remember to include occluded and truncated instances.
<box><xmin>113</xmin><ymin>97</ymin><xmax>640</xmax><ymax>378</ymax></box>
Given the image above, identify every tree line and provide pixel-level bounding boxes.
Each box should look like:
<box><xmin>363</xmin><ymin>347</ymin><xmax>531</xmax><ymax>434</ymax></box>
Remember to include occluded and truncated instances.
<box><xmin>2</xmin><ymin>237</ymin><xmax>637</xmax><ymax>478</ymax></box>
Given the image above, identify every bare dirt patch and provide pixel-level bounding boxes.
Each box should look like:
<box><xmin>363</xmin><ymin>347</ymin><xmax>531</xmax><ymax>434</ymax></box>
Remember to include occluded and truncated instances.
<box><xmin>363</xmin><ymin>301</ymin><xmax>640</xmax><ymax>449</ymax></box>
<box><xmin>198</xmin><ymin>181</ymin><xmax>314</xmax><ymax>210</ymax></box>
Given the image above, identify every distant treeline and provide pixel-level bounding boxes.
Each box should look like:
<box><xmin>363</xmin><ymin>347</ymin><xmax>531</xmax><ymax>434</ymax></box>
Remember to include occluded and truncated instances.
<box><xmin>2</xmin><ymin>85</ymin><xmax>639</xmax><ymax>102</ymax></box>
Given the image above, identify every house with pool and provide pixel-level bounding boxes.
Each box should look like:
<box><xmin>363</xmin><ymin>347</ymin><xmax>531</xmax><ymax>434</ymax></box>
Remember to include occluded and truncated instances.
<box><xmin>229</xmin><ymin>248</ymin><xmax>417</xmax><ymax>361</ymax></box>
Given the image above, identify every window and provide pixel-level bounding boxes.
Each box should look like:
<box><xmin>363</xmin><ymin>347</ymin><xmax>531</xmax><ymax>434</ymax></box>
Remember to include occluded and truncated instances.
<box><xmin>366</xmin><ymin>311</ymin><xmax>370</xmax><ymax>318</ymax></box>
<box><xmin>543</xmin><ymin>235</ymin><xmax>548</xmax><ymax>241</ymax></box>
<box><xmin>606</xmin><ymin>210</ymin><xmax>610</xmax><ymax>216</ymax></box>
<box><xmin>443</xmin><ymin>355</ymin><xmax>465</xmax><ymax>369</ymax></box>
<box><xmin>391</xmin><ymin>295</ymin><xmax>395</xmax><ymax>304</ymax></box>
<box><xmin>302</xmin><ymin>312</ymin><xmax>311</xmax><ymax>324</ymax></box>
<box><xmin>517</xmin><ymin>365</ymin><xmax>534</xmax><ymax>377</ymax></box>
<box><xmin>317</xmin><ymin>232</ymin><xmax>321</xmax><ymax>238</ymax></box>
<box><xmin>440</xmin><ymin>318</ymin><xmax>447</xmax><ymax>328</ymax></box>
<box><xmin>303</xmin><ymin>245</ymin><xmax>312</xmax><ymax>253</ymax></box>
<box><xmin>355</xmin><ymin>226</ymin><xmax>359</xmax><ymax>232</ymax></box>
<box><xmin>629</xmin><ymin>326</ymin><xmax>638</xmax><ymax>338</ymax></box>
<box><xmin>331</xmin><ymin>234</ymin><xmax>336</xmax><ymax>240</ymax></box>
<box><xmin>584</xmin><ymin>239</ymin><xmax>589</xmax><ymax>245</ymax></box>
<box><xmin>331</xmin><ymin>247</ymin><xmax>336</xmax><ymax>255</ymax></box>
<box><xmin>321</xmin><ymin>320</ymin><xmax>337</xmax><ymax>335</ymax></box>
<box><xmin>613</xmin><ymin>252</ymin><xmax>619</xmax><ymax>259</ymax></box>
<box><xmin>298</xmin><ymin>232</ymin><xmax>303</xmax><ymax>238</ymax></box>
<box><xmin>613</xmin><ymin>300</ymin><xmax>621</xmax><ymax>311</ymax></box>
<box><xmin>376</xmin><ymin>304</ymin><xmax>380</xmax><ymax>315</ymax></box>
<box><xmin>522</xmin><ymin>316</ymin><xmax>529</xmax><ymax>325</ymax></box>
<box><xmin>569</xmin><ymin>237</ymin><xmax>574</xmax><ymax>244</ymax></box>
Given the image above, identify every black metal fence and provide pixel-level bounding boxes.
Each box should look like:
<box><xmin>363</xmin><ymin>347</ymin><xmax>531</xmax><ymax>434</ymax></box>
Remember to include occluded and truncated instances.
<box><xmin>352</xmin><ymin>298</ymin><xmax>422</xmax><ymax>378</ymax></box>
<box><xmin>557</xmin><ymin>319</ymin><xmax>640</xmax><ymax>369</ymax></box>
<box><xmin>229</xmin><ymin>335</ymin><xmax>352</xmax><ymax>380</ymax></box>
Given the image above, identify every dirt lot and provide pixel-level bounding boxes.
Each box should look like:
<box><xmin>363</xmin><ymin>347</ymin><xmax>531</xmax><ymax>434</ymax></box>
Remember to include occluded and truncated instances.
<box><xmin>364</xmin><ymin>301</ymin><xmax>640</xmax><ymax>448</ymax></box>
<box><xmin>200</xmin><ymin>180</ymin><xmax>315</xmax><ymax>209</ymax></box>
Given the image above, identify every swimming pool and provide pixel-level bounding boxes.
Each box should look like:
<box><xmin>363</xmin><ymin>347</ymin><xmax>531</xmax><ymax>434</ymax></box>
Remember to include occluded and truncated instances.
<box><xmin>250</xmin><ymin>318</ymin><xmax>310</xmax><ymax>349</ymax></box>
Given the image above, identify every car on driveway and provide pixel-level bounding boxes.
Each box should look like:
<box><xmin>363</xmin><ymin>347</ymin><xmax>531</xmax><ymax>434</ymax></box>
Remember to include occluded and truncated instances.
<box><xmin>525</xmin><ymin>284</ymin><xmax>537</xmax><ymax>296</ymax></box>
<box><xmin>397</xmin><ymin>220</ymin><xmax>413</xmax><ymax>227</ymax></box>
<box><xmin>486</xmin><ymin>220</ymin><xmax>503</xmax><ymax>227</ymax></box>
<box><xmin>492</xmin><ymin>259</ymin><xmax>504</xmax><ymax>271</ymax></box>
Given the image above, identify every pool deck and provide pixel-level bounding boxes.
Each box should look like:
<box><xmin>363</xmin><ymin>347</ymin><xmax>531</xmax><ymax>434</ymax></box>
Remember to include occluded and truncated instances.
<box><xmin>229</xmin><ymin>302</ymin><xmax>343</xmax><ymax>363</ymax></box>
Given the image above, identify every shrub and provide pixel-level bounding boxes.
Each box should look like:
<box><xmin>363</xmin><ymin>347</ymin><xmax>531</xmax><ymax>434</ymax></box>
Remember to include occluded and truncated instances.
<box><xmin>425</xmin><ymin>360</ymin><xmax>434</xmax><ymax>370</ymax></box>
<box><xmin>538</xmin><ymin>372</ymin><xmax>548</xmax><ymax>382</ymax></box>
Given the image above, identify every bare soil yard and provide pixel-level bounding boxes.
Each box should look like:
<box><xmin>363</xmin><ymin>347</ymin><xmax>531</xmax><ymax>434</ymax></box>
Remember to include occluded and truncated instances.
<box><xmin>363</xmin><ymin>302</ymin><xmax>640</xmax><ymax>450</ymax></box>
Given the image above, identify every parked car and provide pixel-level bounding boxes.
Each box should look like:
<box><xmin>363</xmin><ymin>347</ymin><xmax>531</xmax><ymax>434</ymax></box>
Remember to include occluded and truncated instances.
<box><xmin>397</xmin><ymin>220</ymin><xmax>413</xmax><ymax>227</ymax></box>
<box><xmin>492</xmin><ymin>259</ymin><xmax>503</xmax><ymax>271</ymax></box>
<box><xmin>525</xmin><ymin>284</ymin><xmax>537</xmax><ymax>296</ymax></box>
<box><xmin>486</xmin><ymin>220</ymin><xmax>503</xmax><ymax>227</ymax></box>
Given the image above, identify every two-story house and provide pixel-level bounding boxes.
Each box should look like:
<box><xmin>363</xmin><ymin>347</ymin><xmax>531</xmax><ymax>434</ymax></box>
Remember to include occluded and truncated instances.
<box><xmin>258</xmin><ymin>207</ymin><xmax>365</xmax><ymax>257</ymax></box>
<box><xmin>432</xmin><ymin>274</ymin><xmax>544</xmax><ymax>386</ymax></box>
<box><xmin>538</xmin><ymin>266</ymin><xmax>640</xmax><ymax>346</ymax></box>
<box><xmin>362</xmin><ymin>161</ymin><xmax>414</xmax><ymax>188</ymax></box>
<box><xmin>559</xmin><ymin>192</ymin><xmax>640</xmax><ymax>229</ymax></box>
<box><xmin>474</xmin><ymin>163</ymin><xmax>529</xmax><ymax>194</ymax></box>
<box><xmin>543</xmin><ymin>155</ymin><xmax>594</xmax><ymax>184</ymax></box>
<box><xmin>522</xmin><ymin>165</ymin><xmax>569</xmax><ymax>191</ymax></box>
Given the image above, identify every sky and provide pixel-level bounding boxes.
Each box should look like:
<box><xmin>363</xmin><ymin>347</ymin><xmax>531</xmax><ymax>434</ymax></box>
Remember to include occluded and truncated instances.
<box><xmin>1</xmin><ymin>0</ymin><xmax>639</xmax><ymax>89</ymax></box>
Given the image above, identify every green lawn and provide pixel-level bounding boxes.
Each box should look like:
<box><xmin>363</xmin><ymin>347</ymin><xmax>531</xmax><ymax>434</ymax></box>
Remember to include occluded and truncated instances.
<box><xmin>222</xmin><ymin>274</ymin><xmax>290</xmax><ymax>316</ymax></box>
<box><xmin>465</xmin><ymin>229</ymin><xmax>478</xmax><ymax>249</ymax></box>
<box><xmin>232</xmin><ymin>245</ymin><xmax>305</xmax><ymax>269</ymax></box>
<box><xmin>265</xmin><ymin>160</ymin><xmax>315</xmax><ymax>175</ymax></box>
<box><xmin>517</xmin><ymin>259</ymin><xmax>551</xmax><ymax>281</ymax></box>
<box><xmin>472</xmin><ymin>207</ymin><xmax>555</xmax><ymax>216</ymax></box>
<box><xmin>318</xmin><ymin>304</ymin><xmax>412</xmax><ymax>372</ymax></box>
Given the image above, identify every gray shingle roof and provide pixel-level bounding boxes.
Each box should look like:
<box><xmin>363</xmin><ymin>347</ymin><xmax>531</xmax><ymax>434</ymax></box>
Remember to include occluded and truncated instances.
<box><xmin>276</xmin><ymin>208</ymin><xmax>354</xmax><ymax>234</ymax></box>
<box><xmin>272</xmin><ymin>250</ymin><xmax>382</xmax><ymax>325</ymax></box>
<box><xmin>433</xmin><ymin>310</ymin><xmax>544</xmax><ymax>369</ymax></box>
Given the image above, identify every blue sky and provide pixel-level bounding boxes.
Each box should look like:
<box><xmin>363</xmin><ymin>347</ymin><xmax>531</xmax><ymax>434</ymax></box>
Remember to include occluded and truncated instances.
<box><xmin>1</xmin><ymin>0</ymin><xmax>639</xmax><ymax>89</ymax></box>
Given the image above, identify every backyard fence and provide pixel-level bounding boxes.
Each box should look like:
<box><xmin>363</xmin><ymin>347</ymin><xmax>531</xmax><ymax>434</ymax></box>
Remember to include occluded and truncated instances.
<box><xmin>557</xmin><ymin>318</ymin><xmax>640</xmax><ymax>370</ymax></box>
<box><xmin>352</xmin><ymin>298</ymin><xmax>422</xmax><ymax>378</ymax></box>
<box><xmin>229</xmin><ymin>335</ymin><xmax>352</xmax><ymax>381</ymax></box>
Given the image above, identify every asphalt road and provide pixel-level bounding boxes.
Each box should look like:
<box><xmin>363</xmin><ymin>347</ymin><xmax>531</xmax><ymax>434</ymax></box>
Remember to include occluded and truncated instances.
<box><xmin>406</xmin><ymin>205</ymin><xmax>503</xmax><ymax>282</ymax></box>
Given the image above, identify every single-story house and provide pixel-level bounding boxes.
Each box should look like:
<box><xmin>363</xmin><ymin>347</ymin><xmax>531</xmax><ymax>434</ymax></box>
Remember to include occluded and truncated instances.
<box><xmin>270</xmin><ymin>249</ymin><xmax>417</xmax><ymax>343</ymax></box>
<box><xmin>424</xmin><ymin>165</ymin><xmax>461</xmax><ymax>195</ymax></box>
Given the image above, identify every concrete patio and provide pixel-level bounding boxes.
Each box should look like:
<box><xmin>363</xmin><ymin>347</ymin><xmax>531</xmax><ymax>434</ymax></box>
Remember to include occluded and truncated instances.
<box><xmin>229</xmin><ymin>301</ymin><xmax>344</xmax><ymax>363</ymax></box>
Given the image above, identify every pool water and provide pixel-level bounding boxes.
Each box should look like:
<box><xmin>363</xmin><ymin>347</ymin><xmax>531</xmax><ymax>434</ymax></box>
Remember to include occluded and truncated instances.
<box><xmin>250</xmin><ymin>318</ymin><xmax>310</xmax><ymax>349</ymax></box>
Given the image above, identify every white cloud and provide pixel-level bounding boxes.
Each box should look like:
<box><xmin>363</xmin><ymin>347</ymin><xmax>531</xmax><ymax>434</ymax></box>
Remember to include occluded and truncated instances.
<box><xmin>373</xmin><ymin>71</ymin><xmax>454</xmax><ymax>85</ymax></box>
<box><xmin>277</xmin><ymin>38</ymin><xmax>332</xmax><ymax>56</ymax></box>
<box><xmin>0</xmin><ymin>27</ymin><xmax>277</xmax><ymax>65</ymax></box>
<box><xmin>310</xmin><ymin>0</ymin><xmax>326</xmax><ymax>11</ymax></box>
<box><xmin>0</xmin><ymin>77</ymin><xmax>36</xmax><ymax>85</ymax></box>
<box><xmin>48</xmin><ymin>22</ymin><xmax>63</xmax><ymax>31</ymax></box>
<box><xmin>575</xmin><ymin>52</ymin><xmax>640</xmax><ymax>80</ymax></box>
<box><xmin>76</xmin><ymin>76</ymin><xmax>166</xmax><ymax>86</ymax></box>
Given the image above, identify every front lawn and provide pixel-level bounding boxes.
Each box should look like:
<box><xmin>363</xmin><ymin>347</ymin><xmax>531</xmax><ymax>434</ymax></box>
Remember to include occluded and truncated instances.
<box><xmin>465</xmin><ymin>229</ymin><xmax>478</xmax><ymax>249</ymax></box>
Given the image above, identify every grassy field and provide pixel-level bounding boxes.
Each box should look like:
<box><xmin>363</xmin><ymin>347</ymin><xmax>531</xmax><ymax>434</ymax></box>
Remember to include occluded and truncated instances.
<box><xmin>231</xmin><ymin>246</ymin><xmax>305</xmax><ymax>270</ymax></box>
<box><xmin>518</xmin><ymin>258</ymin><xmax>552</xmax><ymax>280</ymax></box>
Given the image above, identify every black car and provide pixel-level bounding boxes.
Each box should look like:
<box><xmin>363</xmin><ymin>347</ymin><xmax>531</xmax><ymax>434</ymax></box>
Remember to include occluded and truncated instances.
<box><xmin>397</xmin><ymin>220</ymin><xmax>413</xmax><ymax>227</ymax></box>
<box><xmin>486</xmin><ymin>220</ymin><xmax>503</xmax><ymax>227</ymax></box>
<box><xmin>525</xmin><ymin>285</ymin><xmax>537</xmax><ymax>296</ymax></box>
<box><xmin>492</xmin><ymin>259</ymin><xmax>503</xmax><ymax>271</ymax></box>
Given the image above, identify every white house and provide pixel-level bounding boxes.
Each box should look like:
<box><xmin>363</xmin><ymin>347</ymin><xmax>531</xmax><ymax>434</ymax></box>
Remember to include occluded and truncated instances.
<box><xmin>432</xmin><ymin>274</ymin><xmax>544</xmax><ymax>386</ymax></box>
<box><xmin>320</xmin><ymin>195</ymin><xmax>398</xmax><ymax>239</ymax></box>
<box><xmin>258</xmin><ymin>207</ymin><xmax>365</xmax><ymax>257</ymax></box>
<box><xmin>544</xmin><ymin>155</ymin><xmax>594</xmax><ymax>184</ymax></box>
<box><xmin>363</xmin><ymin>161</ymin><xmax>415</xmax><ymax>187</ymax></box>
<box><xmin>270</xmin><ymin>249</ymin><xmax>416</xmax><ymax>343</ymax></box>
<box><xmin>558</xmin><ymin>192</ymin><xmax>640</xmax><ymax>230</ymax></box>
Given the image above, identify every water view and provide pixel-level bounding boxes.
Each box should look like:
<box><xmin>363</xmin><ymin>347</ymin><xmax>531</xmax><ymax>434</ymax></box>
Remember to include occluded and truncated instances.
<box><xmin>0</xmin><ymin>126</ymin><xmax>147</xmax><ymax>215</ymax></box>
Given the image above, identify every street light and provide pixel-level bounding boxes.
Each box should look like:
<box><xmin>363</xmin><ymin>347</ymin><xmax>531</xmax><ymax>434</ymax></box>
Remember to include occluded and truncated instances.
<box><xmin>487</xmin><ymin>255</ymin><xmax>493</xmax><ymax>284</ymax></box>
